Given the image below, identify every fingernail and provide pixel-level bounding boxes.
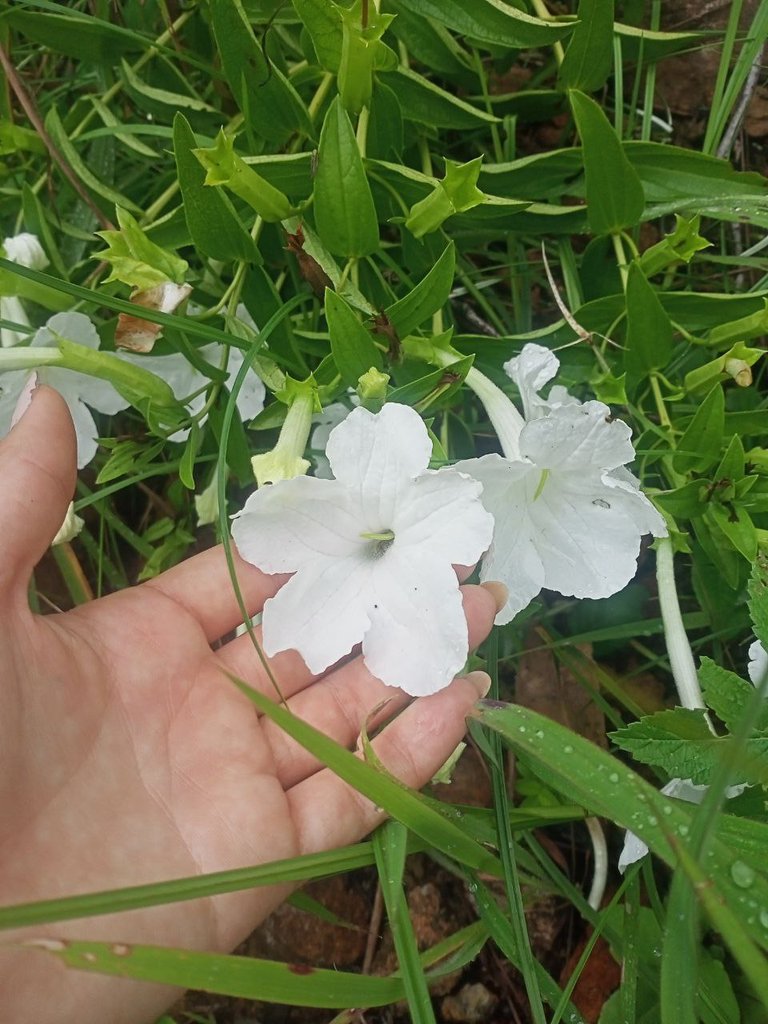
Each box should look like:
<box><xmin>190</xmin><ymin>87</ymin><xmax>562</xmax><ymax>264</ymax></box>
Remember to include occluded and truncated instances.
<box><xmin>466</xmin><ymin>670</ymin><xmax>492</xmax><ymax>699</ymax></box>
<box><xmin>481</xmin><ymin>580</ymin><xmax>508</xmax><ymax>615</ymax></box>
<box><xmin>11</xmin><ymin>371</ymin><xmax>38</xmax><ymax>428</ymax></box>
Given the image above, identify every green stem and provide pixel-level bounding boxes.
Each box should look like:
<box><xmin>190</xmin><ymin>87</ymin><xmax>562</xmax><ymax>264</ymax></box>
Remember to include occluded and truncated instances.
<box><xmin>611</xmin><ymin>232</ymin><xmax>630</xmax><ymax>290</ymax></box>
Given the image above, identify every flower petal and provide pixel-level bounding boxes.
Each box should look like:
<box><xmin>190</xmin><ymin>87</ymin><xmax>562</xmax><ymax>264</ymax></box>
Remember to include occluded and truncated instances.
<box><xmin>503</xmin><ymin>343</ymin><xmax>560</xmax><ymax>420</ymax></box>
<box><xmin>232</xmin><ymin>475</ymin><xmax>364</xmax><ymax>574</ymax></box>
<box><xmin>0</xmin><ymin>369</ymin><xmax>27</xmax><ymax>435</ymax></box>
<box><xmin>261</xmin><ymin>555</ymin><xmax>373</xmax><ymax>673</ymax></box>
<box><xmin>326</xmin><ymin>404</ymin><xmax>432</xmax><ymax>527</ymax></box>
<box><xmin>225</xmin><ymin>346</ymin><xmax>266</xmax><ymax>421</ymax></box>
<box><xmin>363</xmin><ymin>549</ymin><xmax>469</xmax><ymax>695</ymax></box>
<box><xmin>748</xmin><ymin>640</ymin><xmax>768</xmax><ymax>686</ymax></box>
<box><xmin>4</xmin><ymin>233</ymin><xmax>48</xmax><ymax>270</ymax></box>
<box><xmin>394</xmin><ymin>468</ymin><xmax>494</xmax><ymax>566</ymax></box>
<box><xmin>520</xmin><ymin>401</ymin><xmax>635</xmax><ymax>473</ymax></box>
<box><xmin>63</xmin><ymin>396</ymin><xmax>100</xmax><ymax>469</ymax></box>
<box><xmin>33</xmin><ymin>311</ymin><xmax>100</xmax><ymax>351</ymax></box>
<box><xmin>455</xmin><ymin>454</ymin><xmax>544</xmax><ymax>624</ymax></box>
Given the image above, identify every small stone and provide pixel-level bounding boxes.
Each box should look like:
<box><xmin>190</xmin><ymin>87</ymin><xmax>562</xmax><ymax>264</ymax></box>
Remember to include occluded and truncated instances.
<box><xmin>442</xmin><ymin>982</ymin><xmax>497</xmax><ymax>1023</ymax></box>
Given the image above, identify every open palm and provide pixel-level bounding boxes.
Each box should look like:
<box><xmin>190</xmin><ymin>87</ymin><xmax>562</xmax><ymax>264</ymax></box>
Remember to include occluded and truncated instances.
<box><xmin>0</xmin><ymin>386</ymin><xmax>497</xmax><ymax>1024</ymax></box>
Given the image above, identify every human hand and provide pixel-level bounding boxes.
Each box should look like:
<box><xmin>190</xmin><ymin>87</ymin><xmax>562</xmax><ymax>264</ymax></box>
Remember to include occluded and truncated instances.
<box><xmin>0</xmin><ymin>384</ymin><xmax>500</xmax><ymax>1024</ymax></box>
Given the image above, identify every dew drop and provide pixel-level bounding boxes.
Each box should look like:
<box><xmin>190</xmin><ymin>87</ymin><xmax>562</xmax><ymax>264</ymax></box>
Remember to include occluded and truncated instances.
<box><xmin>535</xmin><ymin>730</ymin><xmax>544</xmax><ymax>739</ymax></box>
<box><xmin>563</xmin><ymin>745</ymin><xmax>574</xmax><ymax>754</ymax></box>
<box><xmin>608</xmin><ymin>772</ymin><xmax>619</xmax><ymax>783</ymax></box>
<box><xmin>678</xmin><ymin>825</ymin><xmax>689</xmax><ymax>837</ymax></box>
<box><xmin>648</xmin><ymin>816</ymin><xmax>658</xmax><ymax>826</ymax></box>
<box><xmin>519</xmin><ymin>726</ymin><xmax>527</xmax><ymax>733</ymax></box>
<box><xmin>730</xmin><ymin>861</ymin><xmax>756</xmax><ymax>889</ymax></box>
<box><xmin>759</xmin><ymin>909</ymin><xmax>768</xmax><ymax>930</ymax></box>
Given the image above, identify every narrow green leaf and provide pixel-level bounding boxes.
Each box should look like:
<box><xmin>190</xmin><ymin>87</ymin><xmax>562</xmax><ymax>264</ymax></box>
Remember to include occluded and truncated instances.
<box><xmin>24</xmin><ymin>939</ymin><xmax>405</xmax><ymax>1006</ymax></box>
<box><xmin>178</xmin><ymin>422</ymin><xmax>200</xmax><ymax>490</ymax></box>
<box><xmin>391</xmin><ymin>0</ymin><xmax>574</xmax><ymax>48</ymax></box>
<box><xmin>374</xmin><ymin>822</ymin><xmax>436</xmax><ymax>1024</ymax></box>
<box><xmin>44</xmin><ymin>106</ymin><xmax>141</xmax><ymax>214</ymax></box>
<box><xmin>3</xmin><ymin>8</ymin><xmax>142</xmax><ymax>62</ymax></box>
<box><xmin>385</xmin><ymin>242</ymin><xmax>455</xmax><ymax>338</ymax></box>
<box><xmin>120</xmin><ymin>59</ymin><xmax>215</xmax><ymax>112</ymax></box>
<box><xmin>625</xmin><ymin>261</ymin><xmax>674</xmax><ymax>379</ymax></box>
<box><xmin>389</xmin><ymin>67</ymin><xmax>499</xmax><ymax>129</ymax></box>
<box><xmin>558</xmin><ymin>0</ymin><xmax>614</xmax><ymax>93</ymax></box>
<box><xmin>325</xmin><ymin>289</ymin><xmax>383</xmax><ymax>388</ymax></box>
<box><xmin>314</xmin><ymin>97</ymin><xmax>379</xmax><ymax>257</ymax></box>
<box><xmin>569</xmin><ymin>89</ymin><xmax>645</xmax><ymax>234</ymax></box>
<box><xmin>673</xmin><ymin>384</ymin><xmax>724</xmax><ymax>474</ymax></box>
<box><xmin>235</xmin><ymin>679</ymin><xmax>501</xmax><ymax>876</ymax></box>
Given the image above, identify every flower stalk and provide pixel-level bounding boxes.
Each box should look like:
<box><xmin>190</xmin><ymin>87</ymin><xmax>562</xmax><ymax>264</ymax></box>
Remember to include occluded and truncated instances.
<box><xmin>655</xmin><ymin>536</ymin><xmax>707</xmax><ymax>712</ymax></box>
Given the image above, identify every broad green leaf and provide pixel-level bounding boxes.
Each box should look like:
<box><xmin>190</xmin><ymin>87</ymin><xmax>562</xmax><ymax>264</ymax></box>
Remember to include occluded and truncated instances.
<box><xmin>389</xmin><ymin>68</ymin><xmax>499</xmax><ymax>129</ymax></box>
<box><xmin>388</xmin><ymin>355</ymin><xmax>474</xmax><ymax>409</ymax></box>
<box><xmin>558</xmin><ymin>0</ymin><xmax>614</xmax><ymax>93</ymax></box>
<box><xmin>2</xmin><ymin>8</ymin><xmax>142</xmax><ymax>62</ymax></box>
<box><xmin>208</xmin><ymin>0</ymin><xmax>311</xmax><ymax>143</ymax></box>
<box><xmin>242</xmin><ymin>266</ymin><xmax>307</xmax><ymax>376</ymax></box>
<box><xmin>292</xmin><ymin>0</ymin><xmax>343</xmax><ymax>70</ymax></box>
<box><xmin>173</xmin><ymin>113</ymin><xmax>260</xmax><ymax>264</ymax></box>
<box><xmin>389</xmin><ymin>5</ymin><xmax>469</xmax><ymax>75</ymax></box>
<box><xmin>472</xmin><ymin>701</ymin><xmax>768</xmax><ymax>955</ymax></box>
<box><xmin>673</xmin><ymin>384</ymin><xmax>724</xmax><ymax>474</ymax></box>
<box><xmin>385</xmin><ymin>241</ymin><xmax>455</xmax><ymax>338</ymax></box>
<box><xmin>325</xmin><ymin>288</ymin><xmax>383</xmax><ymax>387</ymax></box>
<box><xmin>119</xmin><ymin>59</ymin><xmax>214</xmax><ymax>113</ymax></box>
<box><xmin>367</xmin><ymin>80</ymin><xmax>404</xmax><ymax>160</ymax></box>
<box><xmin>613</xmin><ymin>22</ymin><xmax>707</xmax><ymax>61</ymax></box>
<box><xmin>611</xmin><ymin>707</ymin><xmax>768</xmax><ymax>786</ymax></box>
<box><xmin>708</xmin><ymin>504</ymin><xmax>758</xmax><ymax>565</ymax></box>
<box><xmin>0</xmin><ymin>120</ymin><xmax>45</xmax><ymax>156</ymax></box>
<box><xmin>44</xmin><ymin>106</ymin><xmax>141</xmax><ymax>214</ymax></box>
<box><xmin>700</xmin><ymin>657</ymin><xmax>768</xmax><ymax>733</ymax></box>
<box><xmin>569</xmin><ymin>90</ymin><xmax>645</xmax><ymax>234</ymax></box>
<box><xmin>390</xmin><ymin>0</ymin><xmax>574</xmax><ymax>48</ymax></box>
<box><xmin>236</xmin><ymin>679</ymin><xmax>501</xmax><ymax>876</ymax></box>
<box><xmin>624</xmin><ymin>262</ymin><xmax>673</xmax><ymax>379</ymax></box>
<box><xmin>26</xmin><ymin>939</ymin><xmax>406</xmax><ymax>1006</ymax></box>
<box><xmin>314</xmin><ymin>97</ymin><xmax>379</xmax><ymax>257</ymax></box>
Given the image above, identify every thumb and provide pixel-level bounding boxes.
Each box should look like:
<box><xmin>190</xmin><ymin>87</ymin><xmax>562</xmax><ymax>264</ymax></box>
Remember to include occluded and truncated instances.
<box><xmin>0</xmin><ymin>378</ymin><xmax>77</xmax><ymax>597</ymax></box>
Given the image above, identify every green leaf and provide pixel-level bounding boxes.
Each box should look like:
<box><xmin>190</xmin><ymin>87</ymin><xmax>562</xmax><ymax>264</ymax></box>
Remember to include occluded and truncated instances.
<box><xmin>624</xmin><ymin>261</ymin><xmax>673</xmax><ymax>379</ymax></box>
<box><xmin>569</xmin><ymin>90</ymin><xmax>645</xmax><ymax>234</ymax></box>
<box><xmin>673</xmin><ymin>384</ymin><xmax>724</xmax><ymax>474</ymax></box>
<box><xmin>44</xmin><ymin>106</ymin><xmax>141</xmax><ymax>214</ymax></box>
<box><xmin>235</xmin><ymin>678</ymin><xmax>501</xmax><ymax>876</ymax></box>
<box><xmin>390</xmin><ymin>0</ymin><xmax>574</xmax><ymax>48</ymax></box>
<box><xmin>292</xmin><ymin>0</ymin><xmax>344</xmax><ymax>70</ymax></box>
<box><xmin>178</xmin><ymin>422</ymin><xmax>200</xmax><ymax>490</ymax></box>
<box><xmin>119</xmin><ymin>58</ymin><xmax>215</xmax><ymax>113</ymax></box>
<box><xmin>385</xmin><ymin>241</ymin><xmax>455</xmax><ymax>338</ymax></box>
<box><xmin>558</xmin><ymin>0</ymin><xmax>614</xmax><ymax>93</ymax></box>
<box><xmin>173</xmin><ymin>114</ymin><xmax>260</xmax><ymax>264</ymax></box>
<box><xmin>208</xmin><ymin>0</ymin><xmax>312</xmax><ymax>143</ymax></box>
<box><xmin>194</xmin><ymin>129</ymin><xmax>295</xmax><ymax>222</ymax></box>
<box><xmin>749</xmin><ymin>551</ymin><xmax>768</xmax><ymax>653</ymax></box>
<box><xmin>2</xmin><ymin>8</ymin><xmax>142</xmax><ymax>62</ymax></box>
<box><xmin>388</xmin><ymin>355</ymin><xmax>474</xmax><ymax>409</ymax></box>
<box><xmin>95</xmin><ymin>208</ymin><xmax>188</xmax><ymax>290</ymax></box>
<box><xmin>26</xmin><ymin>938</ymin><xmax>406</xmax><ymax>1006</ymax></box>
<box><xmin>389</xmin><ymin>67</ymin><xmax>499</xmax><ymax>129</ymax></box>
<box><xmin>700</xmin><ymin>657</ymin><xmax>768</xmax><ymax>733</ymax></box>
<box><xmin>325</xmin><ymin>288</ymin><xmax>383</xmax><ymax>388</ymax></box>
<box><xmin>314</xmin><ymin>97</ymin><xmax>379</xmax><ymax>257</ymax></box>
<box><xmin>611</xmin><ymin>707</ymin><xmax>768</xmax><ymax>786</ymax></box>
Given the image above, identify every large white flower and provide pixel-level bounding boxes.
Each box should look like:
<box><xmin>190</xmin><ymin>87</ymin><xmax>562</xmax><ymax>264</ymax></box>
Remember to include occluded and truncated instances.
<box><xmin>1</xmin><ymin>232</ymin><xmax>49</xmax><ymax>348</ymax></box>
<box><xmin>121</xmin><ymin>341</ymin><xmax>265</xmax><ymax>442</ymax></box>
<box><xmin>456</xmin><ymin>344</ymin><xmax>667</xmax><ymax>624</ymax></box>
<box><xmin>748</xmin><ymin>640</ymin><xmax>768</xmax><ymax>685</ymax></box>
<box><xmin>0</xmin><ymin>312</ymin><xmax>129</xmax><ymax>468</ymax></box>
<box><xmin>231</xmin><ymin>403</ymin><xmax>495</xmax><ymax>696</ymax></box>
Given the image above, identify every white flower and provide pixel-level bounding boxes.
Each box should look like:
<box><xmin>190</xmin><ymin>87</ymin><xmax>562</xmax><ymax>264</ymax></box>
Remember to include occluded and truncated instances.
<box><xmin>748</xmin><ymin>640</ymin><xmax>768</xmax><ymax>686</ymax></box>
<box><xmin>310</xmin><ymin>401</ymin><xmax>352</xmax><ymax>479</ymax></box>
<box><xmin>52</xmin><ymin>501</ymin><xmax>85</xmax><ymax>545</ymax></box>
<box><xmin>0</xmin><ymin>312</ymin><xmax>129</xmax><ymax>468</ymax></box>
<box><xmin>456</xmin><ymin>344</ymin><xmax>667</xmax><ymax>625</ymax></box>
<box><xmin>231</xmin><ymin>403</ymin><xmax>495</xmax><ymax>696</ymax></box>
<box><xmin>121</xmin><ymin>342</ymin><xmax>265</xmax><ymax>442</ymax></box>
<box><xmin>1</xmin><ymin>232</ymin><xmax>50</xmax><ymax>348</ymax></box>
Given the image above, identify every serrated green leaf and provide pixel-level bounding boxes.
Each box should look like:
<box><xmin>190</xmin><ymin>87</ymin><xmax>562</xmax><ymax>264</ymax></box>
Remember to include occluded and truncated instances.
<box><xmin>611</xmin><ymin>707</ymin><xmax>768</xmax><ymax>786</ymax></box>
<box><xmin>558</xmin><ymin>0</ymin><xmax>614</xmax><ymax>93</ymax></box>
<box><xmin>749</xmin><ymin>551</ymin><xmax>768</xmax><ymax>652</ymax></box>
<box><xmin>700</xmin><ymin>657</ymin><xmax>768</xmax><ymax>733</ymax></box>
<box><xmin>314</xmin><ymin>97</ymin><xmax>379</xmax><ymax>257</ymax></box>
<box><xmin>325</xmin><ymin>288</ymin><xmax>383</xmax><ymax>387</ymax></box>
<box><xmin>385</xmin><ymin>242</ymin><xmax>455</xmax><ymax>338</ymax></box>
<box><xmin>625</xmin><ymin>261</ymin><xmax>673</xmax><ymax>380</ymax></box>
<box><xmin>173</xmin><ymin>114</ymin><xmax>260</xmax><ymax>264</ymax></box>
<box><xmin>569</xmin><ymin>90</ymin><xmax>645</xmax><ymax>235</ymax></box>
<box><xmin>673</xmin><ymin>384</ymin><xmax>724</xmax><ymax>474</ymax></box>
